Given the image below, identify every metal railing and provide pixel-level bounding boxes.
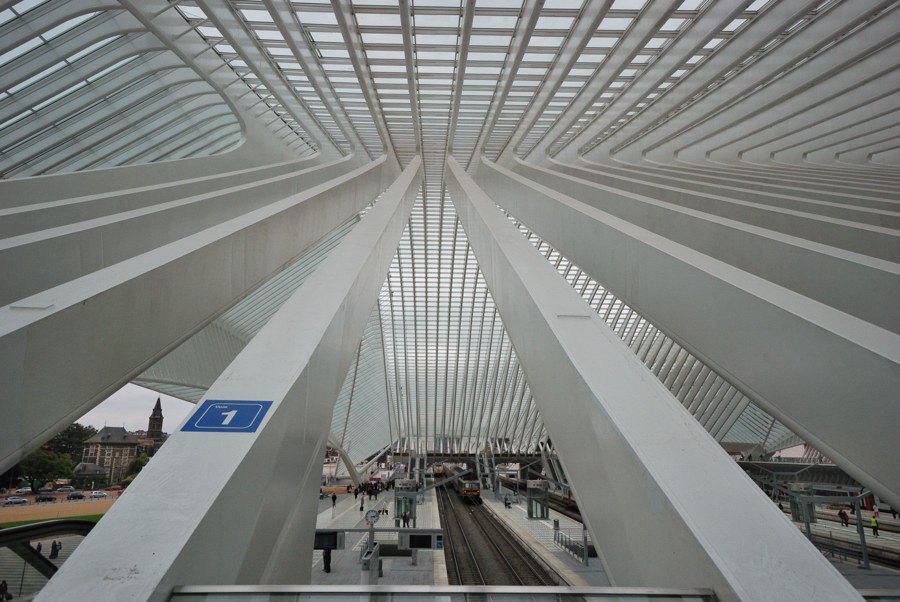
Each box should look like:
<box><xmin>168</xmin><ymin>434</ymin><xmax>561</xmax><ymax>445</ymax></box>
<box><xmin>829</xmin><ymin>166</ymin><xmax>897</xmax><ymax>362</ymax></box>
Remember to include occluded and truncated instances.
<box><xmin>171</xmin><ymin>584</ymin><xmax>717</xmax><ymax>600</ymax></box>
<box><xmin>553</xmin><ymin>527</ymin><xmax>590</xmax><ymax>565</ymax></box>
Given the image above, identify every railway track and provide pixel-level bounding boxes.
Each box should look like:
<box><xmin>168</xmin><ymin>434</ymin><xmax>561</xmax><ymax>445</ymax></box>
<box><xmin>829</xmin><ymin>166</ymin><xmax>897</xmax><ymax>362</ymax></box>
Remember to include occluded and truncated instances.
<box><xmin>806</xmin><ymin>525</ymin><xmax>900</xmax><ymax>570</ymax></box>
<box><xmin>437</xmin><ymin>486</ymin><xmax>558</xmax><ymax>586</ymax></box>
<box><xmin>501</xmin><ymin>477</ymin><xmax>900</xmax><ymax>570</ymax></box>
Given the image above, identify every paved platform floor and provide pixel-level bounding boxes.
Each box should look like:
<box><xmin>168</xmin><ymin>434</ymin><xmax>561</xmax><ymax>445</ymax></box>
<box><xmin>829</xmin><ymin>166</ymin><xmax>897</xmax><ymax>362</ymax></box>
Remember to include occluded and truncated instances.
<box><xmin>480</xmin><ymin>488</ymin><xmax>610</xmax><ymax>586</ymax></box>
<box><xmin>309</xmin><ymin>482</ymin><xmax>900</xmax><ymax>594</ymax></box>
<box><xmin>308</xmin><ymin>483</ymin><xmax>609</xmax><ymax>587</ymax></box>
<box><xmin>310</xmin><ymin>485</ymin><xmax>436</xmax><ymax>586</ymax></box>
<box><xmin>4</xmin><ymin>482</ymin><xmax>898</xmax><ymax>596</ymax></box>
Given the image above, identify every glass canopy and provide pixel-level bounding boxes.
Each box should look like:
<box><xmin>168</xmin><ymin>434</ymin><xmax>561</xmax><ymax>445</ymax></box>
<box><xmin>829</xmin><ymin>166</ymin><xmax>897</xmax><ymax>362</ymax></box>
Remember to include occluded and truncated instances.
<box><xmin>2</xmin><ymin>0</ymin><xmax>889</xmax><ymax>465</ymax></box>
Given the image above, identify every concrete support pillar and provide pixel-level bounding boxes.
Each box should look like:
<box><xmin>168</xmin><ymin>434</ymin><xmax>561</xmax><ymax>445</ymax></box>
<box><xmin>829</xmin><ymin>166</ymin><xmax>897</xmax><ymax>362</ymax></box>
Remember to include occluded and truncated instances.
<box><xmin>38</xmin><ymin>158</ymin><xmax>422</xmax><ymax>601</ymax></box>
<box><xmin>0</xmin><ymin>158</ymin><xmax>390</xmax><ymax>475</ymax></box>
<box><xmin>446</xmin><ymin>156</ymin><xmax>860</xmax><ymax>601</ymax></box>
<box><xmin>327</xmin><ymin>438</ymin><xmax>364</xmax><ymax>486</ymax></box>
<box><xmin>474</xmin><ymin>158</ymin><xmax>900</xmax><ymax>510</ymax></box>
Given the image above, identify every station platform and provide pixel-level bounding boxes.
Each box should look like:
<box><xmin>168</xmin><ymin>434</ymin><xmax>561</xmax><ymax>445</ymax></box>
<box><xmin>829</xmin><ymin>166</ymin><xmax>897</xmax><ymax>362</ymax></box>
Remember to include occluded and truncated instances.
<box><xmin>479</xmin><ymin>488</ymin><xmax>610</xmax><ymax>586</ymax></box>
<box><xmin>309</xmin><ymin>482</ymin><xmax>609</xmax><ymax>587</ymax></box>
<box><xmin>310</xmin><ymin>484</ymin><xmax>437</xmax><ymax>586</ymax></box>
<box><xmin>787</xmin><ymin>509</ymin><xmax>900</xmax><ymax>591</ymax></box>
<box><xmin>310</xmin><ymin>481</ymin><xmax>900</xmax><ymax>594</ymax></box>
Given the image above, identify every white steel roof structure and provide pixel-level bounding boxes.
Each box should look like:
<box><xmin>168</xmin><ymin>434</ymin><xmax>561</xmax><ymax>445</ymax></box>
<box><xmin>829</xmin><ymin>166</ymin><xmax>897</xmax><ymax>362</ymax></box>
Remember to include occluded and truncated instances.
<box><xmin>1</xmin><ymin>0</ymin><xmax>897</xmax><ymax>599</ymax></box>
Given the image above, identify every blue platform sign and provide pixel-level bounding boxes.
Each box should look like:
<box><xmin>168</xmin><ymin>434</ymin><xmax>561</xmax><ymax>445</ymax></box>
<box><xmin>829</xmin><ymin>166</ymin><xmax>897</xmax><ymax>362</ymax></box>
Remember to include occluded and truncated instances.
<box><xmin>182</xmin><ymin>400</ymin><xmax>272</xmax><ymax>433</ymax></box>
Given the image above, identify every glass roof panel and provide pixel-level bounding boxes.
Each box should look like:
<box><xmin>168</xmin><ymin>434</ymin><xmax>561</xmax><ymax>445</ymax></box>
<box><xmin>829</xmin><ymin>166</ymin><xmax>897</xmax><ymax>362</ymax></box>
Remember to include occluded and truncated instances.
<box><xmin>6</xmin><ymin>0</ymin><xmax>890</xmax><ymax>465</ymax></box>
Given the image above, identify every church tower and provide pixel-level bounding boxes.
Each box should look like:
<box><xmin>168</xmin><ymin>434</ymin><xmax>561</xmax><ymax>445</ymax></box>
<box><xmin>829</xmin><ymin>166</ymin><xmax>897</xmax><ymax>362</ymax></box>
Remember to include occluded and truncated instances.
<box><xmin>147</xmin><ymin>397</ymin><xmax>164</xmax><ymax>442</ymax></box>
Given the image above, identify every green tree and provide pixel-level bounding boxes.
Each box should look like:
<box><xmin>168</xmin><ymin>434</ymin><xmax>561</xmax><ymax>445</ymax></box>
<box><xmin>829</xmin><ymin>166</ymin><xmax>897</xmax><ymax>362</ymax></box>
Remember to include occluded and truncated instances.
<box><xmin>122</xmin><ymin>454</ymin><xmax>149</xmax><ymax>485</ymax></box>
<box><xmin>19</xmin><ymin>448</ymin><xmax>75</xmax><ymax>490</ymax></box>
<box><xmin>44</xmin><ymin>423</ymin><xmax>97</xmax><ymax>464</ymax></box>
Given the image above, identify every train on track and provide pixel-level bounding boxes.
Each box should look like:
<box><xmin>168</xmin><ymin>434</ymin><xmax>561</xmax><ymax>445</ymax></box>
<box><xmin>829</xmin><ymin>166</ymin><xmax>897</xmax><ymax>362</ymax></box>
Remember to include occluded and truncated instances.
<box><xmin>443</xmin><ymin>464</ymin><xmax>482</xmax><ymax>504</ymax></box>
<box><xmin>499</xmin><ymin>476</ymin><xmax>580</xmax><ymax>519</ymax></box>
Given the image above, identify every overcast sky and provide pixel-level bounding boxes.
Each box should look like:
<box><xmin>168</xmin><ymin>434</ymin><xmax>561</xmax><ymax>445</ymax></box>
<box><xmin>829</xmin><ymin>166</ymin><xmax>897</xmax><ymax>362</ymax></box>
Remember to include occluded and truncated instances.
<box><xmin>77</xmin><ymin>384</ymin><xmax>195</xmax><ymax>434</ymax></box>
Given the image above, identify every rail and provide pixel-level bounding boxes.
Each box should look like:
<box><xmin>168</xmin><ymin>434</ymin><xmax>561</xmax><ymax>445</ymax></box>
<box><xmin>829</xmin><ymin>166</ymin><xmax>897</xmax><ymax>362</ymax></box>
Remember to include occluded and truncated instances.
<box><xmin>469</xmin><ymin>496</ymin><xmax>555</xmax><ymax>585</ymax></box>
<box><xmin>437</xmin><ymin>485</ymin><xmax>485</xmax><ymax>585</ymax></box>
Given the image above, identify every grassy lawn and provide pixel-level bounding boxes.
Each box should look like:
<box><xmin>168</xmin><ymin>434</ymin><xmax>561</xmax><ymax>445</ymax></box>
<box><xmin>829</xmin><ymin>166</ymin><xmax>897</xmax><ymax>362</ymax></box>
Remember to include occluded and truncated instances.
<box><xmin>0</xmin><ymin>514</ymin><xmax>104</xmax><ymax>529</ymax></box>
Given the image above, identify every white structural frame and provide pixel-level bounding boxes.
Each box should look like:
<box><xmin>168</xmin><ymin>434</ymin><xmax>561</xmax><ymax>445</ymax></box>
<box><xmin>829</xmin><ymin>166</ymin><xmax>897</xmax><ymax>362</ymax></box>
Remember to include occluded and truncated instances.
<box><xmin>0</xmin><ymin>0</ymin><xmax>897</xmax><ymax>597</ymax></box>
<box><xmin>0</xmin><ymin>156</ymin><xmax>390</xmax><ymax>473</ymax></box>
<box><xmin>447</xmin><ymin>156</ymin><xmax>859</xmax><ymax>601</ymax></box>
<box><xmin>39</xmin><ymin>157</ymin><xmax>422</xmax><ymax>601</ymax></box>
<box><xmin>474</xmin><ymin>157</ymin><xmax>900</xmax><ymax>510</ymax></box>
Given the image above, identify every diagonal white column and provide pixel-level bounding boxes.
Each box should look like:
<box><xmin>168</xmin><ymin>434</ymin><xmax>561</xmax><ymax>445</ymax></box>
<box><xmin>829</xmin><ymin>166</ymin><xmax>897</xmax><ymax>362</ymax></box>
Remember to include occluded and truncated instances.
<box><xmin>473</xmin><ymin>158</ymin><xmax>900</xmax><ymax>510</ymax></box>
<box><xmin>38</xmin><ymin>157</ymin><xmax>422</xmax><ymax>601</ymax></box>
<box><xmin>446</xmin><ymin>156</ymin><xmax>860</xmax><ymax>601</ymax></box>
<box><xmin>0</xmin><ymin>157</ymin><xmax>388</xmax><ymax>475</ymax></box>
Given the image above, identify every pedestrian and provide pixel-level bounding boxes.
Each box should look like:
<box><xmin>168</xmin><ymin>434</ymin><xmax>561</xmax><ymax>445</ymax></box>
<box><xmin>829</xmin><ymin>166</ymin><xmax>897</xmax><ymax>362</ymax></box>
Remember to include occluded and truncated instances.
<box><xmin>871</xmin><ymin>516</ymin><xmax>879</xmax><ymax>537</ymax></box>
<box><xmin>322</xmin><ymin>548</ymin><xmax>332</xmax><ymax>573</ymax></box>
<box><xmin>36</xmin><ymin>541</ymin><xmax>42</xmax><ymax>555</ymax></box>
<box><xmin>49</xmin><ymin>541</ymin><xmax>58</xmax><ymax>559</ymax></box>
<box><xmin>359</xmin><ymin>497</ymin><xmax>364</xmax><ymax>512</ymax></box>
<box><xmin>402</xmin><ymin>511</ymin><xmax>410</xmax><ymax>528</ymax></box>
<box><xmin>874</xmin><ymin>504</ymin><xmax>880</xmax><ymax>518</ymax></box>
<box><xmin>892</xmin><ymin>507</ymin><xmax>897</xmax><ymax>519</ymax></box>
<box><xmin>353</xmin><ymin>487</ymin><xmax>358</xmax><ymax>500</ymax></box>
<box><xmin>0</xmin><ymin>579</ymin><xmax>7</xmax><ymax>600</ymax></box>
<box><xmin>332</xmin><ymin>493</ymin><xmax>337</xmax><ymax>509</ymax></box>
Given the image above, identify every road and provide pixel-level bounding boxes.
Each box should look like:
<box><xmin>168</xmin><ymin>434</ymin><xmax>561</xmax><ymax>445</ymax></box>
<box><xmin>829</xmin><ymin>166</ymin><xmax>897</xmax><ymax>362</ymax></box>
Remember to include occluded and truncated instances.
<box><xmin>0</xmin><ymin>497</ymin><xmax>115</xmax><ymax>524</ymax></box>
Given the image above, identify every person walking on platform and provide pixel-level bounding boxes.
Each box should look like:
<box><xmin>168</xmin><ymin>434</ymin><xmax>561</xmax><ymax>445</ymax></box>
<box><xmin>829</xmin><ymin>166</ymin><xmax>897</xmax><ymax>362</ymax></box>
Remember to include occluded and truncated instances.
<box><xmin>323</xmin><ymin>548</ymin><xmax>332</xmax><ymax>573</ymax></box>
<box><xmin>332</xmin><ymin>493</ymin><xmax>337</xmax><ymax>509</ymax></box>
<box><xmin>871</xmin><ymin>516</ymin><xmax>879</xmax><ymax>537</ymax></box>
<box><xmin>359</xmin><ymin>496</ymin><xmax>365</xmax><ymax>512</ymax></box>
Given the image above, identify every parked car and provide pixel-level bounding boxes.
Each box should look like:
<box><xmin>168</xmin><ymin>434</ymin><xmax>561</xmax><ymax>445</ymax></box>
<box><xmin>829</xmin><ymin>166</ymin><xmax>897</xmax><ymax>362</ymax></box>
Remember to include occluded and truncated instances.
<box><xmin>105</xmin><ymin>485</ymin><xmax>123</xmax><ymax>491</ymax></box>
<box><xmin>67</xmin><ymin>492</ymin><xmax>85</xmax><ymax>500</ymax></box>
<box><xmin>57</xmin><ymin>485</ymin><xmax>75</xmax><ymax>492</ymax></box>
<box><xmin>38</xmin><ymin>486</ymin><xmax>54</xmax><ymax>493</ymax></box>
<box><xmin>14</xmin><ymin>487</ymin><xmax>31</xmax><ymax>495</ymax></box>
<box><xmin>35</xmin><ymin>494</ymin><xmax>56</xmax><ymax>503</ymax></box>
<box><xmin>4</xmin><ymin>497</ymin><xmax>28</xmax><ymax>505</ymax></box>
<box><xmin>89</xmin><ymin>491</ymin><xmax>107</xmax><ymax>498</ymax></box>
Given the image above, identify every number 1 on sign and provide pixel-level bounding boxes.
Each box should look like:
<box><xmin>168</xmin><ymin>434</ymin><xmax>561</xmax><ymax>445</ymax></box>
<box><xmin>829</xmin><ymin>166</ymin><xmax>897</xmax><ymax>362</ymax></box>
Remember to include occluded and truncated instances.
<box><xmin>221</xmin><ymin>409</ymin><xmax>238</xmax><ymax>425</ymax></box>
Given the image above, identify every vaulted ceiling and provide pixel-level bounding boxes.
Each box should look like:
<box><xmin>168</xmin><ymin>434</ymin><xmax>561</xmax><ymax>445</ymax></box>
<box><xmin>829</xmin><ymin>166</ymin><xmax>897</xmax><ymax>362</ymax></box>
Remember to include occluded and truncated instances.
<box><xmin>2</xmin><ymin>0</ymin><xmax>897</xmax><ymax>466</ymax></box>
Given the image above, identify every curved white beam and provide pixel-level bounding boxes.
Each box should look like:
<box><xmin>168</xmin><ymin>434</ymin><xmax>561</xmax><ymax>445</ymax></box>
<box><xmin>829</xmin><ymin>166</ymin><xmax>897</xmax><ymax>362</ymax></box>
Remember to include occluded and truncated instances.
<box><xmin>38</xmin><ymin>157</ymin><xmax>421</xmax><ymax>600</ymax></box>
<box><xmin>0</xmin><ymin>157</ymin><xmax>389</xmax><ymax>475</ymax></box>
<box><xmin>475</xmin><ymin>157</ymin><xmax>900</xmax><ymax>509</ymax></box>
<box><xmin>448</xmin><ymin>155</ymin><xmax>859</xmax><ymax>600</ymax></box>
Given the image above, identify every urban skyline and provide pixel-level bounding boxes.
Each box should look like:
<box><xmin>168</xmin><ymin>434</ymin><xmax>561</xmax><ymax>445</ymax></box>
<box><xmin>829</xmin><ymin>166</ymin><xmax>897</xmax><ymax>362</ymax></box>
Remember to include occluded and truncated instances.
<box><xmin>76</xmin><ymin>384</ymin><xmax>193</xmax><ymax>434</ymax></box>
